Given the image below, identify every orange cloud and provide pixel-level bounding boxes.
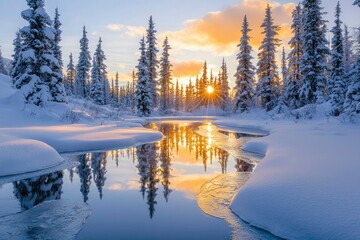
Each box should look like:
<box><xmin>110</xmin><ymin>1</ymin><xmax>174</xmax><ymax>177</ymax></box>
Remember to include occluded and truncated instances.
<box><xmin>172</xmin><ymin>60</ymin><xmax>204</xmax><ymax>79</ymax></box>
<box><xmin>162</xmin><ymin>0</ymin><xmax>295</xmax><ymax>55</ymax></box>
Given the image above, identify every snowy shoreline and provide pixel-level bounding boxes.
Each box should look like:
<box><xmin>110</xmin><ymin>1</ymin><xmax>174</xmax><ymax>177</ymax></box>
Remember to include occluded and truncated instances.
<box><xmin>214</xmin><ymin>118</ymin><xmax>360</xmax><ymax>240</ymax></box>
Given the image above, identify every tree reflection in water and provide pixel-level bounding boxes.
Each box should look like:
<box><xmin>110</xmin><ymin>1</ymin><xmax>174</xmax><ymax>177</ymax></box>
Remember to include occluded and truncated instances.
<box><xmin>31</xmin><ymin>122</ymin><xmax>255</xmax><ymax>219</ymax></box>
<box><xmin>13</xmin><ymin>171</ymin><xmax>63</xmax><ymax>210</ymax></box>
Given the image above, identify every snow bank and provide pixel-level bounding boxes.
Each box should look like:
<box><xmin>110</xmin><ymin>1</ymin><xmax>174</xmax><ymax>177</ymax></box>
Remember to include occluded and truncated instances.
<box><xmin>0</xmin><ymin>73</ymin><xmax>162</xmax><ymax>177</ymax></box>
<box><xmin>0</xmin><ymin>136</ymin><xmax>64</xmax><ymax>177</ymax></box>
<box><xmin>231</xmin><ymin>122</ymin><xmax>360</xmax><ymax>240</ymax></box>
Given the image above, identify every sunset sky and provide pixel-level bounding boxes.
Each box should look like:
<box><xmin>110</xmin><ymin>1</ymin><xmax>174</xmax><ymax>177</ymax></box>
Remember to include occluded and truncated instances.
<box><xmin>0</xmin><ymin>0</ymin><xmax>358</xmax><ymax>86</ymax></box>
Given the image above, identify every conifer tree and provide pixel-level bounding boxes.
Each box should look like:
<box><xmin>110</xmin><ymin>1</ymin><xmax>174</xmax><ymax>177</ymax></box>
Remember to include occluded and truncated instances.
<box><xmin>12</xmin><ymin>0</ymin><xmax>66</xmax><ymax>106</ymax></box>
<box><xmin>90</xmin><ymin>38</ymin><xmax>108</xmax><ymax>105</ymax></box>
<box><xmin>299</xmin><ymin>0</ymin><xmax>330</xmax><ymax>106</ymax></box>
<box><xmin>65</xmin><ymin>53</ymin><xmax>76</xmax><ymax>95</ymax></box>
<box><xmin>329</xmin><ymin>2</ymin><xmax>346</xmax><ymax>116</ymax></box>
<box><xmin>284</xmin><ymin>4</ymin><xmax>302</xmax><ymax>109</ymax></box>
<box><xmin>136</xmin><ymin>37</ymin><xmax>152</xmax><ymax>116</ymax></box>
<box><xmin>53</xmin><ymin>8</ymin><xmax>62</xmax><ymax>70</ymax></box>
<box><xmin>0</xmin><ymin>47</ymin><xmax>6</xmax><ymax>75</ymax></box>
<box><xmin>76</xmin><ymin>26</ymin><xmax>91</xmax><ymax>98</ymax></box>
<box><xmin>281</xmin><ymin>47</ymin><xmax>288</xmax><ymax>88</ymax></box>
<box><xmin>11</xmin><ymin>31</ymin><xmax>22</xmax><ymax>80</ymax></box>
<box><xmin>115</xmin><ymin>72</ymin><xmax>119</xmax><ymax>105</ymax></box>
<box><xmin>219</xmin><ymin>58</ymin><xmax>230</xmax><ymax>111</ymax></box>
<box><xmin>256</xmin><ymin>5</ymin><xmax>281</xmax><ymax>111</ymax></box>
<box><xmin>344</xmin><ymin>25</ymin><xmax>353</xmax><ymax>80</ymax></box>
<box><xmin>174</xmin><ymin>80</ymin><xmax>180</xmax><ymax>111</ymax></box>
<box><xmin>234</xmin><ymin>16</ymin><xmax>255</xmax><ymax>112</ymax></box>
<box><xmin>146</xmin><ymin>16</ymin><xmax>159</xmax><ymax>108</ymax></box>
<box><xmin>199</xmin><ymin>61</ymin><xmax>208</xmax><ymax>106</ymax></box>
<box><xmin>354</xmin><ymin>0</ymin><xmax>360</xmax><ymax>7</ymax></box>
<box><xmin>159</xmin><ymin>37</ymin><xmax>172</xmax><ymax>112</ymax></box>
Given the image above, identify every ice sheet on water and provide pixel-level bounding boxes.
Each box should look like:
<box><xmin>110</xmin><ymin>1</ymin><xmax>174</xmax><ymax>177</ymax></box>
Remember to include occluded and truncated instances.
<box><xmin>197</xmin><ymin>173</ymin><xmax>279</xmax><ymax>240</ymax></box>
<box><xmin>0</xmin><ymin>200</ymin><xmax>91</xmax><ymax>240</ymax></box>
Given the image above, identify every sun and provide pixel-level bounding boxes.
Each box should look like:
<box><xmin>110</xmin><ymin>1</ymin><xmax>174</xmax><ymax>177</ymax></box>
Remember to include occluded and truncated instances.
<box><xmin>207</xmin><ymin>86</ymin><xmax>214</xmax><ymax>94</ymax></box>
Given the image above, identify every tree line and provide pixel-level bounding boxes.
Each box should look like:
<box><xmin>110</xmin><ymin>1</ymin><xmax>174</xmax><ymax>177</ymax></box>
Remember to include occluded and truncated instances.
<box><xmin>2</xmin><ymin>0</ymin><xmax>359</xmax><ymax>120</ymax></box>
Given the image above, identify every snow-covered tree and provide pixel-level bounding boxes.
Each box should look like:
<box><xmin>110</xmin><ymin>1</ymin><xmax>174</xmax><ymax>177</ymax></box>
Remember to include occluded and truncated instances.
<box><xmin>90</xmin><ymin>38</ymin><xmax>108</xmax><ymax>105</ymax></box>
<box><xmin>256</xmin><ymin>5</ymin><xmax>281</xmax><ymax>111</ymax></box>
<box><xmin>219</xmin><ymin>58</ymin><xmax>230</xmax><ymax>111</ymax></box>
<box><xmin>65</xmin><ymin>53</ymin><xmax>76</xmax><ymax>95</ymax></box>
<box><xmin>284</xmin><ymin>4</ymin><xmax>302</xmax><ymax>109</ymax></box>
<box><xmin>11</xmin><ymin>31</ymin><xmax>22</xmax><ymax>80</ymax></box>
<box><xmin>344</xmin><ymin>58</ymin><xmax>360</xmax><ymax>118</ymax></box>
<box><xmin>146</xmin><ymin>16</ymin><xmax>159</xmax><ymax>108</ymax></box>
<box><xmin>0</xmin><ymin>47</ymin><xmax>7</xmax><ymax>75</ymax></box>
<box><xmin>329</xmin><ymin>2</ymin><xmax>346</xmax><ymax>116</ymax></box>
<box><xmin>53</xmin><ymin>8</ymin><xmax>62</xmax><ymax>70</ymax></box>
<box><xmin>281</xmin><ymin>47</ymin><xmax>288</xmax><ymax>88</ymax></box>
<box><xmin>12</xmin><ymin>0</ymin><xmax>66</xmax><ymax>106</ymax></box>
<box><xmin>234</xmin><ymin>15</ymin><xmax>256</xmax><ymax>113</ymax></box>
<box><xmin>299</xmin><ymin>0</ymin><xmax>330</xmax><ymax>106</ymax></box>
<box><xmin>354</xmin><ymin>0</ymin><xmax>360</xmax><ymax>7</ymax></box>
<box><xmin>136</xmin><ymin>37</ymin><xmax>152</xmax><ymax>116</ymax></box>
<box><xmin>75</xmin><ymin>26</ymin><xmax>91</xmax><ymax>98</ymax></box>
<box><xmin>344</xmin><ymin>25</ymin><xmax>353</xmax><ymax>79</ymax></box>
<box><xmin>159</xmin><ymin>37</ymin><xmax>172</xmax><ymax>112</ymax></box>
<box><xmin>174</xmin><ymin>80</ymin><xmax>180</xmax><ymax>111</ymax></box>
<box><xmin>114</xmin><ymin>72</ymin><xmax>119</xmax><ymax>105</ymax></box>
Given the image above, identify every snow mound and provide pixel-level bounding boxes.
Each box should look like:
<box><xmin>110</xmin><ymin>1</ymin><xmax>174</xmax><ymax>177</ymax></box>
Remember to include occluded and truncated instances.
<box><xmin>0</xmin><ymin>200</ymin><xmax>91</xmax><ymax>240</ymax></box>
<box><xmin>231</xmin><ymin>123</ymin><xmax>360</xmax><ymax>240</ymax></box>
<box><xmin>197</xmin><ymin>173</ymin><xmax>278</xmax><ymax>239</ymax></box>
<box><xmin>0</xmin><ymin>136</ymin><xmax>64</xmax><ymax>177</ymax></box>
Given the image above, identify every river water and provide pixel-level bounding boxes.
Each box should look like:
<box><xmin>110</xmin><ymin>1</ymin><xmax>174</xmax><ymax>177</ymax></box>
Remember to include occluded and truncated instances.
<box><xmin>0</xmin><ymin>121</ymin><xmax>277</xmax><ymax>239</ymax></box>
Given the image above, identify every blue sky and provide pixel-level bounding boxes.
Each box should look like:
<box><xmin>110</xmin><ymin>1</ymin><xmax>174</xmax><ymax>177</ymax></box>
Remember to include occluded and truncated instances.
<box><xmin>0</xmin><ymin>0</ymin><xmax>358</xmax><ymax>85</ymax></box>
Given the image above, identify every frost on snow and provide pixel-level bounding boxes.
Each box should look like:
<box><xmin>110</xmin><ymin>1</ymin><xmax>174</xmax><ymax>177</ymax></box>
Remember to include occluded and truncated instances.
<box><xmin>0</xmin><ymin>200</ymin><xmax>91</xmax><ymax>240</ymax></box>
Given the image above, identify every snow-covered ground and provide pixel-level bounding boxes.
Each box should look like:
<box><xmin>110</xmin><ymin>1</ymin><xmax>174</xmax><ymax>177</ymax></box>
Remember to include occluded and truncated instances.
<box><xmin>213</xmin><ymin>117</ymin><xmax>360</xmax><ymax>240</ymax></box>
<box><xmin>0</xmin><ymin>74</ymin><xmax>162</xmax><ymax>177</ymax></box>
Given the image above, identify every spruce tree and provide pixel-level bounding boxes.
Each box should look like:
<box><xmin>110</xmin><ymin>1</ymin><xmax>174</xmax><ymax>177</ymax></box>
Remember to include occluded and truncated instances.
<box><xmin>114</xmin><ymin>72</ymin><xmax>119</xmax><ymax>105</ymax></box>
<box><xmin>354</xmin><ymin>0</ymin><xmax>360</xmax><ymax>7</ymax></box>
<box><xmin>146</xmin><ymin>16</ymin><xmax>159</xmax><ymax>108</ymax></box>
<box><xmin>199</xmin><ymin>61</ymin><xmax>208</xmax><ymax>106</ymax></box>
<box><xmin>75</xmin><ymin>26</ymin><xmax>91</xmax><ymax>98</ymax></box>
<box><xmin>219</xmin><ymin>58</ymin><xmax>230</xmax><ymax>111</ymax></box>
<box><xmin>281</xmin><ymin>47</ymin><xmax>288</xmax><ymax>88</ymax></box>
<box><xmin>90</xmin><ymin>38</ymin><xmax>108</xmax><ymax>105</ymax></box>
<box><xmin>234</xmin><ymin>16</ymin><xmax>255</xmax><ymax>113</ymax></box>
<box><xmin>66</xmin><ymin>53</ymin><xmax>76</xmax><ymax>95</ymax></box>
<box><xmin>12</xmin><ymin>0</ymin><xmax>66</xmax><ymax>106</ymax></box>
<box><xmin>159</xmin><ymin>37</ymin><xmax>172</xmax><ymax>112</ymax></box>
<box><xmin>299</xmin><ymin>0</ymin><xmax>330</xmax><ymax>106</ymax></box>
<box><xmin>329</xmin><ymin>2</ymin><xmax>346</xmax><ymax>116</ymax></box>
<box><xmin>53</xmin><ymin>8</ymin><xmax>62</xmax><ymax>69</ymax></box>
<box><xmin>284</xmin><ymin>4</ymin><xmax>302</xmax><ymax>109</ymax></box>
<box><xmin>174</xmin><ymin>80</ymin><xmax>180</xmax><ymax>111</ymax></box>
<box><xmin>256</xmin><ymin>5</ymin><xmax>281</xmax><ymax>111</ymax></box>
<box><xmin>11</xmin><ymin>31</ymin><xmax>22</xmax><ymax>80</ymax></box>
<box><xmin>50</xmin><ymin>7</ymin><xmax>66</xmax><ymax>103</ymax></box>
<box><xmin>136</xmin><ymin>37</ymin><xmax>152</xmax><ymax>116</ymax></box>
<box><xmin>344</xmin><ymin>25</ymin><xmax>353</xmax><ymax>80</ymax></box>
<box><xmin>0</xmin><ymin>47</ymin><xmax>7</xmax><ymax>75</ymax></box>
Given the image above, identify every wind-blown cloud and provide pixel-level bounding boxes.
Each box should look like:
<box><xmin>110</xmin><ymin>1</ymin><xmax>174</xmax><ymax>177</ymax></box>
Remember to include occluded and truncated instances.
<box><xmin>162</xmin><ymin>0</ymin><xmax>295</xmax><ymax>56</ymax></box>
